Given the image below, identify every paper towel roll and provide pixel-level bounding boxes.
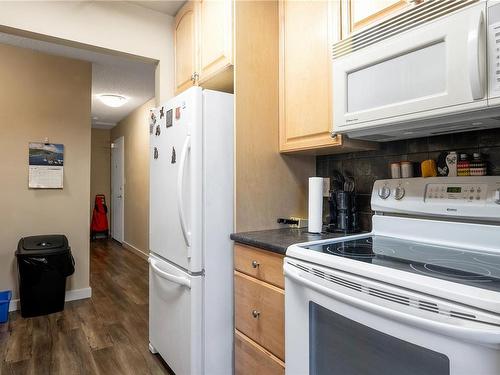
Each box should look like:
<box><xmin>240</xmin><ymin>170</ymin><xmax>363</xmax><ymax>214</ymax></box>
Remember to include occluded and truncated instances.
<box><xmin>308</xmin><ymin>177</ymin><xmax>323</xmax><ymax>233</ymax></box>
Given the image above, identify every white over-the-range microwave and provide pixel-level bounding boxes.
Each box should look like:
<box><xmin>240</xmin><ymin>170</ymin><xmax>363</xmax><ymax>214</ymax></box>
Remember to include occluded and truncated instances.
<box><xmin>333</xmin><ymin>0</ymin><xmax>500</xmax><ymax>142</ymax></box>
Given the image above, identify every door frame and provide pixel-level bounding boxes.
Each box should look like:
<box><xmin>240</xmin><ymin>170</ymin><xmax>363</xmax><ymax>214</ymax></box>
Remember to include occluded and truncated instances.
<box><xmin>111</xmin><ymin>136</ymin><xmax>125</xmax><ymax>243</ymax></box>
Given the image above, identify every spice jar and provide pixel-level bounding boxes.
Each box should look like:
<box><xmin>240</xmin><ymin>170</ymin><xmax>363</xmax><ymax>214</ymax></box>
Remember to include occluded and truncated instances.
<box><xmin>457</xmin><ymin>153</ymin><xmax>470</xmax><ymax>176</ymax></box>
<box><xmin>470</xmin><ymin>153</ymin><xmax>487</xmax><ymax>176</ymax></box>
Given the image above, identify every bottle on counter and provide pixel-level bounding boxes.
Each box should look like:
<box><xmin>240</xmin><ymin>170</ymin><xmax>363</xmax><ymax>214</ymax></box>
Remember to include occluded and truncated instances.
<box><xmin>446</xmin><ymin>151</ymin><xmax>458</xmax><ymax>177</ymax></box>
<box><xmin>457</xmin><ymin>153</ymin><xmax>470</xmax><ymax>176</ymax></box>
<box><xmin>470</xmin><ymin>153</ymin><xmax>487</xmax><ymax>176</ymax></box>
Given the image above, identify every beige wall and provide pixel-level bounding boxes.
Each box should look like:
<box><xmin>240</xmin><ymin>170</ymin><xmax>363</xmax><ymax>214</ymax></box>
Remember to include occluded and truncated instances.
<box><xmin>0</xmin><ymin>43</ymin><xmax>91</xmax><ymax>298</ymax></box>
<box><xmin>90</xmin><ymin>129</ymin><xmax>111</xmax><ymax>220</ymax></box>
<box><xmin>235</xmin><ymin>1</ymin><xmax>315</xmax><ymax>232</ymax></box>
<box><xmin>0</xmin><ymin>1</ymin><xmax>174</xmax><ymax>104</ymax></box>
<box><xmin>111</xmin><ymin>99</ymin><xmax>154</xmax><ymax>256</ymax></box>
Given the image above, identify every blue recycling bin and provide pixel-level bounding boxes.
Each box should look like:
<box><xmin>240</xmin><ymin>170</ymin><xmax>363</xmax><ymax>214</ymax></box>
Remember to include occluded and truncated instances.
<box><xmin>0</xmin><ymin>291</ymin><xmax>12</xmax><ymax>323</ymax></box>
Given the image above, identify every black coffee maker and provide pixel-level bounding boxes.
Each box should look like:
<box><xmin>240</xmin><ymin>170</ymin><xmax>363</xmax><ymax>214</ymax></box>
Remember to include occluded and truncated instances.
<box><xmin>326</xmin><ymin>174</ymin><xmax>359</xmax><ymax>233</ymax></box>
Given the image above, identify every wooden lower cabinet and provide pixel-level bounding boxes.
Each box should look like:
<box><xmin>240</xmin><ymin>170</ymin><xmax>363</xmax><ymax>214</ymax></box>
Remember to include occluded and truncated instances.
<box><xmin>234</xmin><ymin>244</ymin><xmax>285</xmax><ymax>289</ymax></box>
<box><xmin>235</xmin><ymin>330</ymin><xmax>285</xmax><ymax>375</ymax></box>
<box><xmin>234</xmin><ymin>271</ymin><xmax>285</xmax><ymax>360</ymax></box>
<box><xmin>234</xmin><ymin>244</ymin><xmax>285</xmax><ymax>373</ymax></box>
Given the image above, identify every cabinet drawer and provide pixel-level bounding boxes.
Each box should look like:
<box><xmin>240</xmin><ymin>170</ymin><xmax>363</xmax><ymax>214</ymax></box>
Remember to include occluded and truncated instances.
<box><xmin>235</xmin><ymin>330</ymin><xmax>285</xmax><ymax>375</ymax></box>
<box><xmin>234</xmin><ymin>271</ymin><xmax>285</xmax><ymax>360</ymax></box>
<box><xmin>234</xmin><ymin>244</ymin><xmax>284</xmax><ymax>288</ymax></box>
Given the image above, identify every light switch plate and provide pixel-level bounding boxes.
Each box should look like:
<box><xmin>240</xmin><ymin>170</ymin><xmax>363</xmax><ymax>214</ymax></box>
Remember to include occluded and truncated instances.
<box><xmin>322</xmin><ymin>178</ymin><xmax>330</xmax><ymax>197</ymax></box>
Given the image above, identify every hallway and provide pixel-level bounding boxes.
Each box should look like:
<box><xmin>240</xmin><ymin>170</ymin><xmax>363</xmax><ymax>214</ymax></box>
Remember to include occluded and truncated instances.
<box><xmin>0</xmin><ymin>240</ymin><xmax>171</xmax><ymax>375</ymax></box>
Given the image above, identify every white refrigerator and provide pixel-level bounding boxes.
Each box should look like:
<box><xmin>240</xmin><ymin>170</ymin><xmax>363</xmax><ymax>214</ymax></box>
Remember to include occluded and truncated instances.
<box><xmin>148</xmin><ymin>87</ymin><xmax>234</xmax><ymax>375</ymax></box>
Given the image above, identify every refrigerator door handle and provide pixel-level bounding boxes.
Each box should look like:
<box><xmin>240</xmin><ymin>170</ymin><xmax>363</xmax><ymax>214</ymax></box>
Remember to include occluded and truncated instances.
<box><xmin>177</xmin><ymin>135</ymin><xmax>191</xmax><ymax>253</ymax></box>
<box><xmin>149</xmin><ymin>258</ymin><xmax>191</xmax><ymax>288</ymax></box>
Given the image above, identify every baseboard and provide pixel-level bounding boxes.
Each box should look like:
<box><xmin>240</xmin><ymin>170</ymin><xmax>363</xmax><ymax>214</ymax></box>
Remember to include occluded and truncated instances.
<box><xmin>8</xmin><ymin>287</ymin><xmax>92</xmax><ymax>312</ymax></box>
<box><xmin>123</xmin><ymin>241</ymin><xmax>148</xmax><ymax>261</ymax></box>
<box><xmin>66</xmin><ymin>287</ymin><xmax>92</xmax><ymax>302</ymax></box>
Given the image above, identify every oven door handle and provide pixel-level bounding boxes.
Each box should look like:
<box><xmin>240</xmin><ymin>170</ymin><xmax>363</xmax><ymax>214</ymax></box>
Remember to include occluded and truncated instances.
<box><xmin>284</xmin><ymin>262</ymin><xmax>500</xmax><ymax>346</ymax></box>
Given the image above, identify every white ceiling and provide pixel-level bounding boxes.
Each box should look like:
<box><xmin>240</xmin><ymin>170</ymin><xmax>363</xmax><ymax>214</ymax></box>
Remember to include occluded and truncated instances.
<box><xmin>130</xmin><ymin>1</ymin><xmax>185</xmax><ymax>16</ymax></box>
<box><xmin>0</xmin><ymin>32</ymin><xmax>156</xmax><ymax>129</ymax></box>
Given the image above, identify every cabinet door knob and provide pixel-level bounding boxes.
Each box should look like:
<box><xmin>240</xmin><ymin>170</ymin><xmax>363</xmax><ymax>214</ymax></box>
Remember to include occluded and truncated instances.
<box><xmin>251</xmin><ymin>260</ymin><xmax>260</xmax><ymax>268</ymax></box>
<box><xmin>251</xmin><ymin>310</ymin><xmax>260</xmax><ymax>319</ymax></box>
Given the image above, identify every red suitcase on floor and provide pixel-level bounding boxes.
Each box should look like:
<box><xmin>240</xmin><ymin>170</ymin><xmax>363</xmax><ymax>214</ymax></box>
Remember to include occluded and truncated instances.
<box><xmin>91</xmin><ymin>194</ymin><xmax>109</xmax><ymax>239</ymax></box>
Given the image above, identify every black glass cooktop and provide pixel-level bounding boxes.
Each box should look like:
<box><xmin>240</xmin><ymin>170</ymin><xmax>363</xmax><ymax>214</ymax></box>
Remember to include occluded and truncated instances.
<box><xmin>303</xmin><ymin>236</ymin><xmax>500</xmax><ymax>292</ymax></box>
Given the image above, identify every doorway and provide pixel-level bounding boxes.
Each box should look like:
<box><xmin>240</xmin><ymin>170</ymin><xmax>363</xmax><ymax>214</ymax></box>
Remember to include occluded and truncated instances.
<box><xmin>111</xmin><ymin>136</ymin><xmax>124</xmax><ymax>243</ymax></box>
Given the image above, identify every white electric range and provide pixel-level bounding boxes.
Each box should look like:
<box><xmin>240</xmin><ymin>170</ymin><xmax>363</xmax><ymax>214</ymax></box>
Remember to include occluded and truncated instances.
<box><xmin>285</xmin><ymin>177</ymin><xmax>500</xmax><ymax>375</ymax></box>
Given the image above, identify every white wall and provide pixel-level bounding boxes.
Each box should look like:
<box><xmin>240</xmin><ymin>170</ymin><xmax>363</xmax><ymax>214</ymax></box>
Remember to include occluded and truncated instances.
<box><xmin>0</xmin><ymin>0</ymin><xmax>174</xmax><ymax>103</ymax></box>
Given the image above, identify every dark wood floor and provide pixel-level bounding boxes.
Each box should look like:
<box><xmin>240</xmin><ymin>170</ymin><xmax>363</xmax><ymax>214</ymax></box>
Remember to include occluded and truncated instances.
<box><xmin>0</xmin><ymin>239</ymin><xmax>172</xmax><ymax>375</ymax></box>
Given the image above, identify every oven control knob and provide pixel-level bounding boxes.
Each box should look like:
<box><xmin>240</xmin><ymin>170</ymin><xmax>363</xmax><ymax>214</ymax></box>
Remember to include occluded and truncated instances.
<box><xmin>394</xmin><ymin>186</ymin><xmax>405</xmax><ymax>200</ymax></box>
<box><xmin>378</xmin><ymin>185</ymin><xmax>391</xmax><ymax>199</ymax></box>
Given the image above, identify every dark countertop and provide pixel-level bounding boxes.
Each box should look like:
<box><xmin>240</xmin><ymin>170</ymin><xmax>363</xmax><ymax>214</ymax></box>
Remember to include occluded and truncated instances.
<box><xmin>230</xmin><ymin>227</ymin><xmax>358</xmax><ymax>255</ymax></box>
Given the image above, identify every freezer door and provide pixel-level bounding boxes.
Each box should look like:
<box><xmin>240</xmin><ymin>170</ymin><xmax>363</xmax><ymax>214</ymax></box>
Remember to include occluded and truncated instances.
<box><xmin>149</xmin><ymin>87</ymin><xmax>203</xmax><ymax>272</ymax></box>
<box><xmin>149</xmin><ymin>255</ymin><xmax>203</xmax><ymax>375</ymax></box>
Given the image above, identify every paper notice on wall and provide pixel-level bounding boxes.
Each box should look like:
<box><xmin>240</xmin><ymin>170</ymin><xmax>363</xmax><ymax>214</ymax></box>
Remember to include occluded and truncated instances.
<box><xmin>28</xmin><ymin>143</ymin><xmax>64</xmax><ymax>189</ymax></box>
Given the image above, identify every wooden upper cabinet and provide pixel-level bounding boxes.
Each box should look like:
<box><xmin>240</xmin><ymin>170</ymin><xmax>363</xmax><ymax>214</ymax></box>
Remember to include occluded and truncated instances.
<box><xmin>279</xmin><ymin>0</ymin><xmax>373</xmax><ymax>153</ymax></box>
<box><xmin>174</xmin><ymin>1</ymin><xmax>197</xmax><ymax>95</ymax></box>
<box><xmin>174</xmin><ymin>0</ymin><xmax>233</xmax><ymax>94</ymax></box>
<box><xmin>279</xmin><ymin>0</ymin><xmax>337</xmax><ymax>153</ymax></box>
<box><xmin>342</xmin><ymin>0</ymin><xmax>415</xmax><ymax>37</ymax></box>
<box><xmin>198</xmin><ymin>0</ymin><xmax>233</xmax><ymax>86</ymax></box>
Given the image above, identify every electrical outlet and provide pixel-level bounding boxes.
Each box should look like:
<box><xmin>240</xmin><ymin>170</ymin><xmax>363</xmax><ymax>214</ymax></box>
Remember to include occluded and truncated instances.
<box><xmin>322</xmin><ymin>178</ymin><xmax>330</xmax><ymax>197</ymax></box>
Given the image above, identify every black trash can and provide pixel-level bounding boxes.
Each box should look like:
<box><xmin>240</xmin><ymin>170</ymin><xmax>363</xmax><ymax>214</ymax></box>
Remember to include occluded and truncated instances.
<box><xmin>16</xmin><ymin>235</ymin><xmax>75</xmax><ymax>318</ymax></box>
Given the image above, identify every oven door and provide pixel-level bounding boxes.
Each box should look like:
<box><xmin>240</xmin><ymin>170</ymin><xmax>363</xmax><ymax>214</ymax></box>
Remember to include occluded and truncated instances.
<box><xmin>333</xmin><ymin>2</ymin><xmax>487</xmax><ymax>136</ymax></box>
<box><xmin>284</xmin><ymin>258</ymin><xmax>500</xmax><ymax>375</ymax></box>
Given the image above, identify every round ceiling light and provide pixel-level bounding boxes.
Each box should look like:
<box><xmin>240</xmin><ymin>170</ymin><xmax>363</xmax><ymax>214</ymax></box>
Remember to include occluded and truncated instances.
<box><xmin>98</xmin><ymin>94</ymin><xmax>128</xmax><ymax>108</ymax></box>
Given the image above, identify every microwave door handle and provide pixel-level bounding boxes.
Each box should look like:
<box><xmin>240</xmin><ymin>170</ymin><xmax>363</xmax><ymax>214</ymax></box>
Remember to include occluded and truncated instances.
<box><xmin>468</xmin><ymin>10</ymin><xmax>485</xmax><ymax>100</ymax></box>
<box><xmin>284</xmin><ymin>262</ymin><xmax>500</xmax><ymax>346</ymax></box>
<box><xmin>149</xmin><ymin>258</ymin><xmax>191</xmax><ymax>288</ymax></box>
<box><xmin>177</xmin><ymin>135</ymin><xmax>191</xmax><ymax>252</ymax></box>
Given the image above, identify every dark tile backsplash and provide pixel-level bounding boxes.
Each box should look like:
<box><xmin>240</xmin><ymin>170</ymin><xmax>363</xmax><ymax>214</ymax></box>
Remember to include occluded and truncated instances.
<box><xmin>317</xmin><ymin>128</ymin><xmax>500</xmax><ymax>231</ymax></box>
